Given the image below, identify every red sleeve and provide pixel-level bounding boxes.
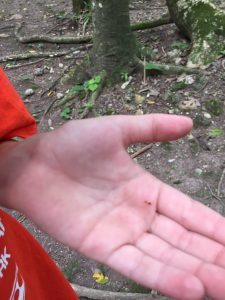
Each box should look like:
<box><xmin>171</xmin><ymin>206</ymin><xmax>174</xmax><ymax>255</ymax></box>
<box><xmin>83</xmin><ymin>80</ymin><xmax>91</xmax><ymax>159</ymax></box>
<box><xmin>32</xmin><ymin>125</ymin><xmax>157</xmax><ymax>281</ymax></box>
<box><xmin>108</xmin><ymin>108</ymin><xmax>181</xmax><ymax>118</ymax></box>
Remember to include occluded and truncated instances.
<box><xmin>0</xmin><ymin>68</ymin><xmax>37</xmax><ymax>140</ymax></box>
<box><xmin>0</xmin><ymin>210</ymin><xmax>79</xmax><ymax>300</ymax></box>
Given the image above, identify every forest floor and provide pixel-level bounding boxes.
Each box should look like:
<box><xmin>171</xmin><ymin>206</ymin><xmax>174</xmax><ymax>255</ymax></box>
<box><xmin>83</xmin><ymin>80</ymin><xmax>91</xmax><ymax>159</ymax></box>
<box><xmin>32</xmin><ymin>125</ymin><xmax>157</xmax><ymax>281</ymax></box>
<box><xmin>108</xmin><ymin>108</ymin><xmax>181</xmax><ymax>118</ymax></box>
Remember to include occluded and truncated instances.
<box><xmin>1</xmin><ymin>0</ymin><xmax>225</xmax><ymax>299</ymax></box>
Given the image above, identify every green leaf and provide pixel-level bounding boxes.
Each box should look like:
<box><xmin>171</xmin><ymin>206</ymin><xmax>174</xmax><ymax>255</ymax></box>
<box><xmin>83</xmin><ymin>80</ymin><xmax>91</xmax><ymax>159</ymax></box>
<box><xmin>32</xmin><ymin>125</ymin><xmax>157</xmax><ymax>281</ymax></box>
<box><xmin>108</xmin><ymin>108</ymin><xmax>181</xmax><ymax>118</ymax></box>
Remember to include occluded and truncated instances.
<box><xmin>60</xmin><ymin>107</ymin><xmax>71</xmax><ymax>120</ymax></box>
<box><xmin>145</xmin><ymin>63</ymin><xmax>162</xmax><ymax>71</ymax></box>
<box><xmin>208</xmin><ymin>128</ymin><xmax>224</xmax><ymax>137</ymax></box>
<box><xmin>70</xmin><ymin>84</ymin><xmax>84</xmax><ymax>93</ymax></box>
<box><xmin>94</xmin><ymin>75</ymin><xmax>102</xmax><ymax>84</ymax></box>
<box><xmin>88</xmin><ymin>83</ymin><xmax>98</xmax><ymax>92</ymax></box>
<box><xmin>220</xmin><ymin>50</ymin><xmax>225</xmax><ymax>55</ymax></box>
<box><xmin>171</xmin><ymin>41</ymin><xmax>189</xmax><ymax>50</ymax></box>
<box><xmin>85</xmin><ymin>100</ymin><xmax>94</xmax><ymax>109</ymax></box>
<box><xmin>20</xmin><ymin>74</ymin><xmax>33</xmax><ymax>81</ymax></box>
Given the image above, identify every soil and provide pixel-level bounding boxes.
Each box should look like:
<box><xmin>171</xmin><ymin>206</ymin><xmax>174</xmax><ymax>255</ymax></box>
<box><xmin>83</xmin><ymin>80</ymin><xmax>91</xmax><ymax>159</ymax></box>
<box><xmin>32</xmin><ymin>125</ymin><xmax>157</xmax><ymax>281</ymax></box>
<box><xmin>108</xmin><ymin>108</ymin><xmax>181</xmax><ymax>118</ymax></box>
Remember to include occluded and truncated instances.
<box><xmin>1</xmin><ymin>0</ymin><xmax>225</xmax><ymax>299</ymax></box>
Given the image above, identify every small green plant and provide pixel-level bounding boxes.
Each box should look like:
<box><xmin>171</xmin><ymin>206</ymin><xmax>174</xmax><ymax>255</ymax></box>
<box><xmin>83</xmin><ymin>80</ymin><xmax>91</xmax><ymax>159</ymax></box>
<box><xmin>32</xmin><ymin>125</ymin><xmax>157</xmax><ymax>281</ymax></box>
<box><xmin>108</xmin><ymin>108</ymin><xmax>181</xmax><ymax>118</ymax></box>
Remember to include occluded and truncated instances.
<box><xmin>20</xmin><ymin>74</ymin><xmax>33</xmax><ymax>81</ymax></box>
<box><xmin>145</xmin><ymin>63</ymin><xmax>162</xmax><ymax>72</ymax></box>
<box><xmin>160</xmin><ymin>142</ymin><xmax>173</xmax><ymax>151</ymax></box>
<box><xmin>205</xmin><ymin>99</ymin><xmax>224</xmax><ymax>116</ymax></box>
<box><xmin>84</xmin><ymin>75</ymin><xmax>102</xmax><ymax>92</ymax></box>
<box><xmin>78</xmin><ymin>100</ymin><xmax>94</xmax><ymax>113</ymax></box>
<box><xmin>208</xmin><ymin>128</ymin><xmax>224</xmax><ymax>137</ymax></box>
<box><xmin>193</xmin><ymin>115</ymin><xmax>211</xmax><ymax>128</ymax></box>
<box><xmin>128</xmin><ymin>280</ymin><xmax>151</xmax><ymax>294</ymax></box>
<box><xmin>60</xmin><ymin>107</ymin><xmax>72</xmax><ymax>120</ymax></box>
<box><xmin>170</xmin><ymin>81</ymin><xmax>187</xmax><ymax>92</ymax></box>
<box><xmin>63</xmin><ymin>260</ymin><xmax>80</xmax><ymax>282</ymax></box>
<box><xmin>171</xmin><ymin>41</ymin><xmax>189</xmax><ymax>50</ymax></box>
<box><xmin>120</xmin><ymin>71</ymin><xmax>129</xmax><ymax>81</ymax></box>
<box><xmin>69</xmin><ymin>84</ymin><xmax>84</xmax><ymax>93</ymax></box>
<box><xmin>32</xmin><ymin>112</ymin><xmax>42</xmax><ymax>124</ymax></box>
<box><xmin>164</xmin><ymin>89</ymin><xmax>182</xmax><ymax>105</ymax></box>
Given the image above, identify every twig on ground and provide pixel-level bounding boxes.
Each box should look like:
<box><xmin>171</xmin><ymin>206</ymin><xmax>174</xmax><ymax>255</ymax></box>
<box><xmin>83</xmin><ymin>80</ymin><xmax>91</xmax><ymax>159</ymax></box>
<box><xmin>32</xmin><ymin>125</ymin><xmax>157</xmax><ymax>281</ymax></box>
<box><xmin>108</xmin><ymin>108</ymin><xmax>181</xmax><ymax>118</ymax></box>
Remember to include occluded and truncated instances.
<box><xmin>4</xmin><ymin>58</ymin><xmax>45</xmax><ymax>70</ymax></box>
<box><xmin>196</xmin><ymin>78</ymin><xmax>209</xmax><ymax>93</ymax></box>
<box><xmin>217</xmin><ymin>167</ymin><xmax>225</xmax><ymax>198</ymax></box>
<box><xmin>131</xmin><ymin>144</ymin><xmax>153</xmax><ymax>159</ymax></box>
<box><xmin>206</xmin><ymin>183</ymin><xmax>225</xmax><ymax>208</ymax></box>
<box><xmin>41</xmin><ymin>61</ymin><xmax>75</xmax><ymax>97</ymax></box>
<box><xmin>0</xmin><ymin>24</ymin><xmax>15</xmax><ymax>31</ymax></box>
<box><xmin>46</xmin><ymin>21</ymin><xmax>69</xmax><ymax>34</ymax></box>
<box><xmin>38</xmin><ymin>62</ymin><xmax>77</xmax><ymax>128</ymax></box>
<box><xmin>71</xmin><ymin>283</ymin><xmax>166</xmax><ymax>300</ymax></box>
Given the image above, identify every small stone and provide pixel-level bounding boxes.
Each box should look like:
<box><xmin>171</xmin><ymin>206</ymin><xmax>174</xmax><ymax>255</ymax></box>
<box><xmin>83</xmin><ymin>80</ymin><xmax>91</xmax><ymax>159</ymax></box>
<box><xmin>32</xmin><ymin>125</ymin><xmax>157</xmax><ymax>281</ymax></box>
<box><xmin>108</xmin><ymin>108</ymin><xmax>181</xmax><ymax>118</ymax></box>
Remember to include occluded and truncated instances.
<box><xmin>56</xmin><ymin>93</ymin><xmax>63</xmax><ymax>100</ymax></box>
<box><xmin>203</xmin><ymin>112</ymin><xmax>211</xmax><ymax>119</ymax></box>
<box><xmin>187</xmin><ymin>134</ymin><xmax>194</xmax><ymax>141</ymax></box>
<box><xmin>195</xmin><ymin>168</ymin><xmax>203</xmax><ymax>176</ymax></box>
<box><xmin>0</xmin><ymin>33</ymin><xmax>10</xmax><ymax>38</ymax></box>
<box><xmin>10</xmin><ymin>13</ymin><xmax>23</xmax><ymax>20</ymax></box>
<box><xmin>147</xmin><ymin>89</ymin><xmax>159</xmax><ymax>97</ymax></box>
<box><xmin>135</xmin><ymin>109</ymin><xmax>144</xmax><ymax>115</ymax></box>
<box><xmin>49</xmin><ymin>67</ymin><xmax>54</xmax><ymax>74</ymax></box>
<box><xmin>168</xmin><ymin>159</ymin><xmax>175</xmax><ymax>163</ymax></box>
<box><xmin>178</xmin><ymin>98</ymin><xmax>200</xmax><ymax>111</ymax></box>
<box><xmin>59</xmin><ymin>63</ymin><xmax>64</xmax><ymax>68</ymax></box>
<box><xmin>168</xmin><ymin>109</ymin><xmax>175</xmax><ymax>114</ymax></box>
<box><xmin>134</xmin><ymin>94</ymin><xmax>145</xmax><ymax>105</ymax></box>
<box><xmin>168</xmin><ymin>49</ymin><xmax>180</xmax><ymax>58</ymax></box>
<box><xmin>24</xmin><ymin>89</ymin><xmax>34</xmax><ymax>97</ymax></box>
<box><xmin>175</xmin><ymin>57</ymin><xmax>182</xmax><ymax>65</ymax></box>
<box><xmin>34</xmin><ymin>68</ymin><xmax>44</xmax><ymax>76</ymax></box>
<box><xmin>121</xmin><ymin>76</ymin><xmax>132</xmax><ymax>89</ymax></box>
<box><xmin>48</xmin><ymin>119</ymin><xmax>52</xmax><ymax>127</ymax></box>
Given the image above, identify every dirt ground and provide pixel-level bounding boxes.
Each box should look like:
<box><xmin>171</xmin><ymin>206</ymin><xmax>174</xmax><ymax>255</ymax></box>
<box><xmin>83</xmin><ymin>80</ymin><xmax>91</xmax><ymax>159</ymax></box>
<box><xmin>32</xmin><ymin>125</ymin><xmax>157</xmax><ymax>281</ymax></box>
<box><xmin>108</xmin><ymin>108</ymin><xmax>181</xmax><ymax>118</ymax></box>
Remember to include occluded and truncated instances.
<box><xmin>1</xmin><ymin>0</ymin><xmax>225</xmax><ymax>299</ymax></box>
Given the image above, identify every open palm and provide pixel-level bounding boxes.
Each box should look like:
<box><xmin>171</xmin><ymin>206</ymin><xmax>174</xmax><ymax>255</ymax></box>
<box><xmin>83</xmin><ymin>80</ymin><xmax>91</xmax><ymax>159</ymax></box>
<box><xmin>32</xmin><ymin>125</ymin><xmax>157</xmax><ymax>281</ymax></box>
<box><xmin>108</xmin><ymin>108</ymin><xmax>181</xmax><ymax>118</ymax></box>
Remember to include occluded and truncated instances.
<box><xmin>8</xmin><ymin>114</ymin><xmax>225</xmax><ymax>299</ymax></box>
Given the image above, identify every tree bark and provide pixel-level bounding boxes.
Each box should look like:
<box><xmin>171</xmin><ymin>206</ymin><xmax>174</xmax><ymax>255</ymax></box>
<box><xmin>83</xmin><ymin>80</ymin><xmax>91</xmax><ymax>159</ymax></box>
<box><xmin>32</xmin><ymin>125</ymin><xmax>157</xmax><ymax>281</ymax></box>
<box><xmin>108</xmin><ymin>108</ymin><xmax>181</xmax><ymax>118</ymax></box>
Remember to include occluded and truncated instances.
<box><xmin>72</xmin><ymin>0</ymin><xmax>89</xmax><ymax>14</ymax></box>
<box><xmin>166</xmin><ymin>0</ymin><xmax>225</xmax><ymax>68</ymax></box>
<box><xmin>91</xmin><ymin>0</ymin><xmax>137</xmax><ymax>81</ymax></box>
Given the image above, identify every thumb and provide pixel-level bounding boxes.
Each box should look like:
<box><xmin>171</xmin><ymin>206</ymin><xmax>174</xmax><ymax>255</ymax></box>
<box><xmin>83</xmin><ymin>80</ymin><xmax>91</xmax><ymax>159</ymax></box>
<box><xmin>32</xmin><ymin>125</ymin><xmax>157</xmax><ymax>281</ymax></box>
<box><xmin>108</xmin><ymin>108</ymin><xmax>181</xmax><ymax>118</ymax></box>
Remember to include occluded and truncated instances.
<box><xmin>113</xmin><ymin>114</ymin><xmax>193</xmax><ymax>145</ymax></box>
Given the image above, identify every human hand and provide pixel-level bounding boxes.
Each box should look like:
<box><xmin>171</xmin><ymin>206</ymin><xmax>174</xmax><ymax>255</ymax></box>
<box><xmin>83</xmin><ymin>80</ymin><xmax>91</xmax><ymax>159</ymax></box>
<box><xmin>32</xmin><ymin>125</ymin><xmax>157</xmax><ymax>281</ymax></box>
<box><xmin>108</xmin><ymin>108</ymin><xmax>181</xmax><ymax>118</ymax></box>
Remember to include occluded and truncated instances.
<box><xmin>3</xmin><ymin>114</ymin><xmax>225</xmax><ymax>299</ymax></box>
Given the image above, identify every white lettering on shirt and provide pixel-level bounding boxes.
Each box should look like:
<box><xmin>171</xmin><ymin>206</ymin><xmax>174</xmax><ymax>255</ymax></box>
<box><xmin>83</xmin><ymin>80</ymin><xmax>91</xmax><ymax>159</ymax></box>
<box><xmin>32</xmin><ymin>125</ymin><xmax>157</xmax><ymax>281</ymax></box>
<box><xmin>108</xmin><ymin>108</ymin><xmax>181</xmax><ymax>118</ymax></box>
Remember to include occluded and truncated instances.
<box><xmin>0</xmin><ymin>219</ymin><xmax>5</xmax><ymax>238</ymax></box>
<box><xmin>10</xmin><ymin>264</ymin><xmax>25</xmax><ymax>300</ymax></box>
<box><xmin>0</xmin><ymin>246</ymin><xmax>11</xmax><ymax>278</ymax></box>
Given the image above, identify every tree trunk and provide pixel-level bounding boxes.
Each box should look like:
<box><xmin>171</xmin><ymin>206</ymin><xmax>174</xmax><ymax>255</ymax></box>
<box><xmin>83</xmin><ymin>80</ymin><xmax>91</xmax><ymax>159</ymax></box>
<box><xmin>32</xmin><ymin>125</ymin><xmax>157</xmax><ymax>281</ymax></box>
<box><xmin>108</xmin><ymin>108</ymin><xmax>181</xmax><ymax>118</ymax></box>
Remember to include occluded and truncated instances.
<box><xmin>72</xmin><ymin>0</ymin><xmax>89</xmax><ymax>14</ymax></box>
<box><xmin>91</xmin><ymin>0</ymin><xmax>137</xmax><ymax>81</ymax></box>
<box><xmin>166</xmin><ymin>0</ymin><xmax>225</xmax><ymax>68</ymax></box>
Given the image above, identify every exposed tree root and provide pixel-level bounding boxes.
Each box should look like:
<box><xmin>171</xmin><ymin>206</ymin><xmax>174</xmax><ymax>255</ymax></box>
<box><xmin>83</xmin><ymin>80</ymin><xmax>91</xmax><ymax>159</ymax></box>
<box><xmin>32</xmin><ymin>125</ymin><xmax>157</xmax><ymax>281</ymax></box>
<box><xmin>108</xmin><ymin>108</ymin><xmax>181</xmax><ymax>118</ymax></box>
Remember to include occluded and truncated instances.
<box><xmin>15</xmin><ymin>16</ymin><xmax>172</xmax><ymax>44</ymax></box>
<box><xmin>137</xmin><ymin>59</ymin><xmax>201</xmax><ymax>76</ymax></box>
<box><xmin>15</xmin><ymin>23</ymin><xmax>92</xmax><ymax>44</ymax></box>
<box><xmin>131</xmin><ymin>15</ymin><xmax>172</xmax><ymax>31</ymax></box>
<box><xmin>71</xmin><ymin>283</ymin><xmax>168</xmax><ymax>300</ymax></box>
<box><xmin>0</xmin><ymin>44</ymin><xmax>92</xmax><ymax>63</ymax></box>
<box><xmin>0</xmin><ymin>49</ymin><xmax>73</xmax><ymax>63</ymax></box>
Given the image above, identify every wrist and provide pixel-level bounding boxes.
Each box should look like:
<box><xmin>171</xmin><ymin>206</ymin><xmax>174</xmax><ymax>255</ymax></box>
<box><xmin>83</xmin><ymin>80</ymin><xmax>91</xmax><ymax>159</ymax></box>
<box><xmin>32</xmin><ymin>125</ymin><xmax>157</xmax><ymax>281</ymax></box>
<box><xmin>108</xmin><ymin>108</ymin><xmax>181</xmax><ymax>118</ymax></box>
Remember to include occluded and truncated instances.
<box><xmin>0</xmin><ymin>139</ymin><xmax>35</xmax><ymax>210</ymax></box>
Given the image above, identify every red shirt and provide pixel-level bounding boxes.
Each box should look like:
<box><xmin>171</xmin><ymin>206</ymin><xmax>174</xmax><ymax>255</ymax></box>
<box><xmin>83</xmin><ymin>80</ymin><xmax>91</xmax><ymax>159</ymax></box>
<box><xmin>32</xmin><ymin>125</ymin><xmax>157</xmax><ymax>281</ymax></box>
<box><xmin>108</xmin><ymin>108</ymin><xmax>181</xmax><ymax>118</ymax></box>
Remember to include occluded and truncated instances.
<box><xmin>0</xmin><ymin>68</ymin><xmax>79</xmax><ymax>299</ymax></box>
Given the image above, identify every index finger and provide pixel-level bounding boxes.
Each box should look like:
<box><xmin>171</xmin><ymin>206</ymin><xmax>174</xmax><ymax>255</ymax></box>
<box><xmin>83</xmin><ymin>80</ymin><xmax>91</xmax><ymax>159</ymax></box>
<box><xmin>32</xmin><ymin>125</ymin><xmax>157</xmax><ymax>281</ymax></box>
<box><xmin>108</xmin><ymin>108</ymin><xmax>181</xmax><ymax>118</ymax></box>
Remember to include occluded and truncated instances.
<box><xmin>157</xmin><ymin>183</ymin><xmax>225</xmax><ymax>245</ymax></box>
